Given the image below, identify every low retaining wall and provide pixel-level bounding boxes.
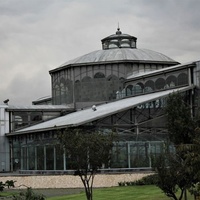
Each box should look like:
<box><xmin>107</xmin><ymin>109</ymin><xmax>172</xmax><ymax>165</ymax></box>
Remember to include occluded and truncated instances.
<box><xmin>0</xmin><ymin>172</ymin><xmax>152</xmax><ymax>188</ymax></box>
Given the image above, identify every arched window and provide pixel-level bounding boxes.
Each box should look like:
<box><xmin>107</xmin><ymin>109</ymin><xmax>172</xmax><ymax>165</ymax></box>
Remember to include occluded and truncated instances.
<box><xmin>121</xmin><ymin>39</ymin><xmax>130</xmax><ymax>47</ymax></box>
<box><xmin>126</xmin><ymin>85</ymin><xmax>133</xmax><ymax>96</ymax></box>
<box><xmin>155</xmin><ymin>78</ymin><xmax>165</xmax><ymax>90</ymax></box>
<box><xmin>108</xmin><ymin>40</ymin><xmax>118</xmax><ymax>48</ymax></box>
<box><xmin>55</xmin><ymin>84</ymin><xmax>60</xmax><ymax>104</ymax></box>
<box><xmin>133</xmin><ymin>82</ymin><xmax>144</xmax><ymax>95</ymax></box>
<box><xmin>177</xmin><ymin>73</ymin><xmax>188</xmax><ymax>86</ymax></box>
<box><xmin>107</xmin><ymin>75</ymin><xmax>118</xmax><ymax>81</ymax></box>
<box><xmin>94</xmin><ymin>72</ymin><xmax>105</xmax><ymax>79</ymax></box>
<box><xmin>75</xmin><ymin>80</ymin><xmax>81</xmax><ymax>101</ymax></box>
<box><xmin>82</xmin><ymin>76</ymin><xmax>92</xmax><ymax>82</ymax></box>
<box><xmin>107</xmin><ymin>75</ymin><xmax>119</xmax><ymax>100</ymax></box>
<box><xmin>81</xmin><ymin>76</ymin><xmax>92</xmax><ymax>101</ymax></box>
<box><xmin>166</xmin><ymin>75</ymin><xmax>177</xmax><ymax>88</ymax></box>
<box><xmin>144</xmin><ymin>80</ymin><xmax>155</xmax><ymax>93</ymax></box>
<box><xmin>60</xmin><ymin>83</ymin><xmax>65</xmax><ymax>104</ymax></box>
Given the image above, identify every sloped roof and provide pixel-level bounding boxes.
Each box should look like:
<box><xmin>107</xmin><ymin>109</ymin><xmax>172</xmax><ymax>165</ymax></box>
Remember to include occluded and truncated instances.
<box><xmin>11</xmin><ymin>86</ymin><xmax>193</xmax><ymax>135</ymax></box>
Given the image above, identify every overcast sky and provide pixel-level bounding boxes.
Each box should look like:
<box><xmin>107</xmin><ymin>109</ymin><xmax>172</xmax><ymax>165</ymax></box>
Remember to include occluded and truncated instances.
<box><xmin>0</xmin><ymin>0</ymin><xmax>200</xmax><ymax>105</ymax></box>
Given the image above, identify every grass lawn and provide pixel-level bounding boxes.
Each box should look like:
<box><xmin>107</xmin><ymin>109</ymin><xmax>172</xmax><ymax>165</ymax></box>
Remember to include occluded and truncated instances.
<box><xmin>47</xmin><ymin>185</ymin><xmax>194</xmax><ymax>200</ymax></box>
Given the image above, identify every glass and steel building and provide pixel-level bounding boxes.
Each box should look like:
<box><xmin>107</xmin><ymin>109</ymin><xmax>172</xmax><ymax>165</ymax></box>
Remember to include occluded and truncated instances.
<box><xmin>2</xmin><ymin>29</ymin><xmax>200</xmax><ymax>173</ymax></box>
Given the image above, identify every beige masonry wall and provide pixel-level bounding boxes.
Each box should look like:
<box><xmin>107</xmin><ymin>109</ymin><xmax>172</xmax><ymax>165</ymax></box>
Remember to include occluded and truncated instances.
<box><xmin>0</xmin><ymin>172</ymin><xmax>152</xmax><ymax>188</ymax></box>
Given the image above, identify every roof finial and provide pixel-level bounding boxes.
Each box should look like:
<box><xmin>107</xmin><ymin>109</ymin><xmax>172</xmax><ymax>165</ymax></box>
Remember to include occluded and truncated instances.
<box><xmin>116</xmin><ymin>23</ymin><xmax>122</xmax><ymax>35</ymax></box>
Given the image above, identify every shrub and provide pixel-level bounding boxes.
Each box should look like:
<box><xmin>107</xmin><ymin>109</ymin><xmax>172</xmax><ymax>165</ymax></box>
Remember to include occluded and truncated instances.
<box><xmin>118</xmin><ymin>174</ymin><xmax>158</xmax><ymax>186</ymax></box>
<box><xmin>118</xmin><ymin>182</ymin><xmax>126</xmax><ymax>186</ymax></box>
<box><xmin>5</xmin><ymin>180</ymin><xmax>16</xmax><ymax>188</ymax></box>
<box><xmin>0</xmin><ymin>181</ymin><xmax>5</xmax><ymax>192</ymax></box>
<box><xmin>12</xmin><ymin>187</ymin><xmax>45</xmax><ymax>200</ymax></box>
<box><xmin>141</xmin><ymin>174</ymin><xmax>158</xmax><ymax>185</ymax></box>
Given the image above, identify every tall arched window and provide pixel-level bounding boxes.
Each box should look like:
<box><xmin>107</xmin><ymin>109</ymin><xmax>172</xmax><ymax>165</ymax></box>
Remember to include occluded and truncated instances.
<box><xmin>55</xmin><ymin>84</ymin><xmax>60</xmax><ymax>104</ymax></box>
<box><xmin>60</xmin><ymin>82</ymin><xmax>65</xmax><ymax>104</ymax></box>
<box><xmin>107</xmin><ymin>75</ymin><xmax>119</xmax><ymax>100</ymax></box>
<box><xmin>81</xmin><ymin>76</ymin><xmax>92</xmax><ymax>101</ymax></box>
<box><xmin>75</xmin><ymin>80</ymin><xmax>81</xmax><ymax>102</ymax></box>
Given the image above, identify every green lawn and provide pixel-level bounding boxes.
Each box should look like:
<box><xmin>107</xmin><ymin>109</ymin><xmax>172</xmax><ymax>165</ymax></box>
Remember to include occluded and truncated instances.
<box><xmin>47</xmin><ymin>185</ymin><xmax>194</xmax><ymax>200</ymax></box>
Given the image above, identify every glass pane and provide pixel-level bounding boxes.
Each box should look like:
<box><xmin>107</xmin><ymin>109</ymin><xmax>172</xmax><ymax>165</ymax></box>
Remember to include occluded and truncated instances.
<box><xmin>46</xmin><ymin>146</ymin><xmax>54</xmax><ymax>170</ymax></box>
<box><xmin>28</xmin><ymin>146</ymin><xmax>35</xmax><ymax>170</ymax></box>
<box><xmin>130</xmin><ymin>143</ymin><xmax>149</xmax><ymax>168</ymax></box>
<box><xmin>13</xmin><ymin>147</ymin><xmax>21</xmax><ymax>171</ymax></box>
<box><xmin>22</xmin><ymin>147</ymin><xmax>27</xmax><ymax>170</ymax></box>
<box><xmin>111</xmin><ymin>142</ymin><xmax>128</xmax><ymax>168</ymax></box>
<box><xmin>37</xmin><ymin>146</ymin><xmax>44</xmax><ymax>170</ymax></box>
<box><xmin>56</xmin><ymin>146</ymin><xmax>63</xmax><ymax>170</ymax></box>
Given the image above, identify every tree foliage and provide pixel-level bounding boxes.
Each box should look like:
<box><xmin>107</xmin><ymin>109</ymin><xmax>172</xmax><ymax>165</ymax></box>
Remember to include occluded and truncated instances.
<box><xmin>179</xmin><ymin>127</ymin><xmax>200</xmax><ymax>181</ymax></box>
<box><xmin>58</xmin><ymin>128</ymin><xmax>115</xmax><ymax>200</ymax></box>
<box><xmin>155</xmin><ymin>152</ymin><xmax>193</xmax><ymax>200</ymax></box>
<box><xmin>155</xmin><ymin>92</ymin><xmax>198</xmax><ymax>200</ymax></box>
<box><xmin>166</xmin><ymin>92</ymin><xmax>195</xmax><ymax>145</ymax></box>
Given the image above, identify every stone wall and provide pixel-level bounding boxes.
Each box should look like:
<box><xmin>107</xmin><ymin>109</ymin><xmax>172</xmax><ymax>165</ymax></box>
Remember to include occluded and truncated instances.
<box><xmin>0</xmin><ymin>172</ymin><xmax>152</xmax><ymax>188</ymax></box>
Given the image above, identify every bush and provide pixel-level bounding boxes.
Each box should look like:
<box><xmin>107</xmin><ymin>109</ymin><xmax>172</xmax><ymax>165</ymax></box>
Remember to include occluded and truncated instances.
<box><xmin>0</xmin><ymin>181</ymin><xmax>5</xmax><ymax>192</ymax></box>
<box><xmin>12</xmin><ymin>187</ymin><xmax>45</xmax><ymax>200</ymax></box>
<box><xmin>140</xmin><ymin>174</ymin><xmax>158</xmax><ymax>185</ymax></box>
<box><xmin>5</xmin><ymin>180</ymin><xmax>16</xmax><ymax>188</ymax></box>
<box><xmin>118</xmin><ymin>174</ymin><xmax>158</xmax><ymax>186</ymax></box>
<box><xmin>0</xmin><ymin>180</ymin><xmax>16</xmax><ymax>192</ymax></box>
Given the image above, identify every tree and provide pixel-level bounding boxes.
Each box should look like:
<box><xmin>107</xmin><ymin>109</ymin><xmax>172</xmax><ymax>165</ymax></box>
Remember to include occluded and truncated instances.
<box><xmin>58</xmin><ymin>128</ymin><xmax>115</xmax><ymax>200</ymax></box>
<box><xmin>165</xmin><ymin>92</ymin><xmax>195</xmax><ymax>145</ymax></box>
<box><xmin>155</xmin><ymin>152</ymin><xmax>193</xmax><ymax>200</ymax></box>
<box><xmin>166</xmin><ymin>92</ymin><xmax>200</xmax><ymax>180</ymax></box>
<box><xmin>155</xmin><ymin>92</ymin><xmax>196</xmax><ymax>200</ymax></box>
<box><xmin>180</xmin><ymin>127</ymin><xmax>200</xmax><ymax>189</ymax></box>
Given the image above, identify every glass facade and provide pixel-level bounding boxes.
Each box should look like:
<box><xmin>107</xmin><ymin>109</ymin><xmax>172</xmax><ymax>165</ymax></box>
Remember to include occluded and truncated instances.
<box><xmin>10</xmin><ymin>111</ymin><xmax>63</xmax><ymax>132</ymax></box>
<box><xmin>11</xmin><ymin>127</ymin><xmax>168</xmax><ymax>171</ymax></box>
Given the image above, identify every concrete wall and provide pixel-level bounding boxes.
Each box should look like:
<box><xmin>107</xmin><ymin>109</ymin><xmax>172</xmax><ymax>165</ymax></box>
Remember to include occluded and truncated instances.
<box><xmin>0</xmin><ymin>172</ymin><xmax>152</xmax><ymax>188</ymax></box>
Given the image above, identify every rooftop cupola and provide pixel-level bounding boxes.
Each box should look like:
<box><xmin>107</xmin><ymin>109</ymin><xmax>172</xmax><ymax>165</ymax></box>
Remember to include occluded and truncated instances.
<box><xmin>101</xmin><ymin>28</ymin><xmax>137</xmax><ymax>50</ymax></box>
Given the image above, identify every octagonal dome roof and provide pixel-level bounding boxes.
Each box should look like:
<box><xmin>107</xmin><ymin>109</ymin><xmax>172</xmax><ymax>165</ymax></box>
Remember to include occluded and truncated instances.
<box><xmin>57</xmin><ymin>48</ymin><xmax>178</xmax><ymax>68</ymax></box>
<box><xmin>50</xmin><ymin>28</ymin><xmax>179</xmax><ymax>73</ymax></box>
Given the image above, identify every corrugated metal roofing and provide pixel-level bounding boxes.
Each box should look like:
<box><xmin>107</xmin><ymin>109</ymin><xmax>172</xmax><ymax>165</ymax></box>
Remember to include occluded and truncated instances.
<box><xmin>14</xmin><ymin>86</ymin><xmax>192</xmax><ymax>134</ymax></box>
<box><xmin>59</xmin><ymin>48</ymin><xmax>177</xmax><ymax>68</ymax></box>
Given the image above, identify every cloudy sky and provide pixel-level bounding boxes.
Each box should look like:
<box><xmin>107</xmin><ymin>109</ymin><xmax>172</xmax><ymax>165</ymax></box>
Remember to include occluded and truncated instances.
<box><xmin>0</xmin><ymin>0</ymin><xmax>200</xmax><ymax>105</ymax></box>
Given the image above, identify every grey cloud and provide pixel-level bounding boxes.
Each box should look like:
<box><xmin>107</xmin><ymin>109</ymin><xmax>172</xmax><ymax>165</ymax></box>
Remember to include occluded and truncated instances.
<box><xmin>0</xmin><ymin>0</ymin><xmax>200</xmax><ymax>105</ymax></box>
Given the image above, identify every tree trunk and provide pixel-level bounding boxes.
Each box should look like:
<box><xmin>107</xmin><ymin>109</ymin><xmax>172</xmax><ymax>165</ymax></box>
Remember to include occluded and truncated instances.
<box><xmin>81</xmin><ymin>176</ymin><xmax>94</xmax><ymax>200</ymax></box>
<box><xmin>184</xmin><ymin>189</ymin><xmax>187</xmax><ymax>200</ymax></box>
<box><xmin>178</xmin><ymin>189</ymin><xmax>185</xmax><ymax>200</ymax></box>
<box><xmin>195</xmin><ymin>195</ymin><xmax>200</xmax><ymax>200</ymax></box>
